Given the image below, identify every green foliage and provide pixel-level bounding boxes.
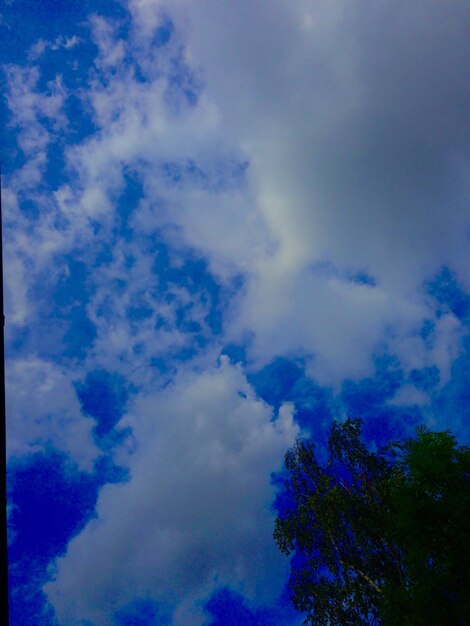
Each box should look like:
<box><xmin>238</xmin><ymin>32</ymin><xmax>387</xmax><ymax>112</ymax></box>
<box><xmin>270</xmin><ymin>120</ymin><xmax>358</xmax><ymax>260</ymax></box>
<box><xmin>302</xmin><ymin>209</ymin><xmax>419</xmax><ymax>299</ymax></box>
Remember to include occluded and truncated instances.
<box><xmin>274</xmin><ymin>419</ymin><xmax>470</xmax><ymax>625</ymax></box>
<box><xmin>383</xmin><ymin>429</ymin><xmax>470</xmax><ymax>625</ymax></box>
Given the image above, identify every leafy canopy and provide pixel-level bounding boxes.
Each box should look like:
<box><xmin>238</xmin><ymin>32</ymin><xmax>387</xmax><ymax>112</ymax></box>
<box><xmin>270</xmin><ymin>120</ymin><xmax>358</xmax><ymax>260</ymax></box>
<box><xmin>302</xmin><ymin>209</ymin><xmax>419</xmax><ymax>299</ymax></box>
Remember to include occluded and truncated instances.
<box><xmin>274</xmin><ymin>418</ymin><xmax>470</xmax><ymax>625</ymax></box>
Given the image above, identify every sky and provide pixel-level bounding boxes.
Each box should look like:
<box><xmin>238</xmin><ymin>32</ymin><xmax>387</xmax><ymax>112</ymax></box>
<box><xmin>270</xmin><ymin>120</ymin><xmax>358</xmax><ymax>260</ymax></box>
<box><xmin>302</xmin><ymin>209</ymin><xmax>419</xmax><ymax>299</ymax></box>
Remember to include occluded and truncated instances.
<box><xmin>1</xmin><ymin>1</ymin><xmax>470</xmax><ymax>624</ymax></box>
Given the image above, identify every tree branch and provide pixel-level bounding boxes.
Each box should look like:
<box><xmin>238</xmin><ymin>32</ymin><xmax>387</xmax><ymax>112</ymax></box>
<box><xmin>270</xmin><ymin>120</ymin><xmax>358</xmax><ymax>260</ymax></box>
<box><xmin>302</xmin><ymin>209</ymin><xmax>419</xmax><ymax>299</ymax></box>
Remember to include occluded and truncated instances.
<box><xmin>329</xmin><ymin>532</ymin><xmax>382</xmax><ymax>595</ymax></box>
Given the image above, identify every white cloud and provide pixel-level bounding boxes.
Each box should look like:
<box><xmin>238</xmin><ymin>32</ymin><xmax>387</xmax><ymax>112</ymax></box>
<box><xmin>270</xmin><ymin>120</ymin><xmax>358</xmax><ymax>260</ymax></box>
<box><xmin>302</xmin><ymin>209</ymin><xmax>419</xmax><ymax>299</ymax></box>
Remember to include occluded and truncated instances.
<box><xmin>89</xmin><ymin>14</ymin><xmax>127</xmax><ymax>71</ymax></box>
<box><xmin>228</xmin><ymin>262</ymin><xmax>429</xmax><ymax>384</ymax></box>
<box><xmin>45</xmin><ymin>357</ymin><xmax>299</xmax><ymax>625</ymax></box>
<box><xmin>29</xmin><ymin>35</ymin><xmax>81</xmax><ymax>60</ymax></box>
<box><xmin>4</xmin><ymin>65</ymin><xmax>66</xmax><ymax>190</ymax></box>
<box><xmin>3</xmin><ymin>65</ymin><xmax>77</xmax><ymax>332</ymax></box>
<box><xmin>6</xmin><ymin>0</ymin><xmax>470</xmax><ymax>384</ymax></box>
<box><xmin>7</xmin><ymin>357</ymin><xmax>98</xmax><ymax>470</ymax></box>
<box><xmin>389</xmin><ymin>385</ymin><xmax>429</xmax><ymax>407</ymax></box>
<box><xmin>123</xmin><ymin>0</ymin><xmax>470</xmax><ymax>381</ymax></box>
<box><xmin>82</xmin><ymin>236</ymin><xmax>217</xmax><ymax>380</ymax></box>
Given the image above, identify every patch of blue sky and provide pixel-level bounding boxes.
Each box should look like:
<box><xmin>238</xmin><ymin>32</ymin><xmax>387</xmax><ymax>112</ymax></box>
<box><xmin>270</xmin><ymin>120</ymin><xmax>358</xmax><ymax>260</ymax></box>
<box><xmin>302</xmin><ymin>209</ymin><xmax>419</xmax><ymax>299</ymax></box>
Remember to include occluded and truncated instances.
<box><xmin>5</xmin><ymin>325</ymin><xmax>30</xmax><ymax>360</ymax></box>
<box><xmin>149</xmin><ymin>356</ymin><xmax>173</xmax><ymax>378</ymax></box>
<box><xmin>164</xmin><ymin>344</ymin><xmax>198</xmax><ymax>365</ymax></box>
<box><xmin>408</xmin><ymin>365</ymin><xmax>440</xmax><ymax>393</ymax></box>
<box><xmin>248</xmin><ymin>357</ymin><xmax>337</xmax><ymax>434</ymax></box>
<box><xmin>61</xmin><ymin>308</ymin><xmax>97</xmax><ymax>361</ymax></box>
<box><xmin>2</xmin><ymin>72</ymin><xmax>95</xmax><ymax>186</ymax></box>
<box><xmin>121</xmin><ymin>14</ymin><xmax>174</xmax><ymax>87</ymax></box>
<box><xmin>94</xmin><ymin>454</ymin><xmax>130</xmax><ymax>485</ymax></box>
<box><xmin>341</xmin><ymin>354</ymin><xmax>404</xmax><ymax>417</ymax></box>
<box><xmin>1</xmin><ymin>1</ymin><xmax>131</xmax><ymax>181</ymax></box>
<box><xmin>310</xmin><ymin>259</ymin><xmax>377</xmax><ymax>287</ymax></box>
<box><xmin>270</xmin><ymin>295</ymin><xmax>470</xmax><ymax>512</ymax></box>
<box><xmin>232</xmin><ymin>274</ymin><xmax>469</xmax><ymax>453</ymax></box>
<box><xmin>257</xmin><ymin>351</ymin><xmax>422</xmax><ymax>453</ymax></box>
<box><xmin>94</xmin><ymin>426</ymin><xmax>133</xmax><ymax>453</ymax></box>
<box><xmin>271</xmin><ymin>469</ymin><xmax>298</xmax><ymax>522</ymax></box>
<box><xmin>115</xmin><ymin>171</ymin><xmax>145</xmax><ymax>240</ymax></box>
<box><xmin>152</xmin><ymin>16</ymin><xmax>174</xmax><ymax>49</ymax></box>
<box><xmin>426</xmin><ymin>265</ymin><xmax>470</xmax><ymax>323</ymax></box>
<box><xmin>127</xmin><ymin>304</ymin><xmax>154</xmax><ymax>323</ymax></box>
<box><xmin>109</xmin><ymin>171</ymin><xmax>243</xmax><ymax>356</ymax></box>
<box><xmin>75</xmin><ymin>369</ymin><xmax>129</xmax><ymax>441</ymax></box>
<box><xmin>53</xmin><ymin>258</ymin><xmax>93</xmax><ymax>309</ymax></box>
<box><xmin>113</xmin><ymin>598</ymin><xmax>172</xmax><ymax>626</ymax></box>
<box><xmin>28</xmin><ymin>256</ymin><xmax>98</xmax><ymax>361</ymax></box>
<box><xmin>416</xmin><ymin>268</ymin><xmax>470</xmax><ymax>380</ymax></box>
<box><xmin>7</xmin><ymin>448</ymin><xmax>102</xmax><ymax>625</ymax></box>
<box><xmin>151</xmin><ymin>244</ymin><xmax>224</xmax><ymax>337</ymax></box>
<box><xmin>91</xmin><ymin>234</ymin><xmax>115</xmax><ymax>268</ymax></box>
<box><xmin>205</xmin><ymin>587</ymin><xmax>275</xmax><ymax>626</ymax></box>
<box><xmin>205</xmin><ymin>586</ymin><xmax>301</xmax><ymax>626</ymax></box>
<box><xmin>360</xmin><ymin>404</ymin><xmax>424</xmax><ymax>449</ymax></box>
<box><xmin>164</xmin><ymin>51</ymin><xmax>202</xmax><ymax>110</ymax></box>
<box><xmin>88</xmin><ymin>233</ymin><xmax>230</xmax><ymax>366</ymax></box>
<box><xmin>350</xmin><ymin>271</ymin><xmax>377</xmax><ymax>287</ymax></box>
<box><xmin>0</xmin><ymin>69</ymin><xmax>26</xmax><ymax>174</ymax></box>
<box><xmin>8</xmin><ymin>449</ymin><xmax>100</xmax><ymax>567</ymax></box>
<box><xmin>7</xmin><ymin>315</ymin><xmax>68</xmax><ymax>365</ymax></box>
<box><xmin>0</xmin><ymin>0</ymin><xmax>126</xmax><ymax>65</ymax></box>
<box><xmin>107</xmin><ymin>12</ymin><xmax>198</xmax><ymax>102</ymax></box>
<box><xmin>38</xmin><ymin>118</ymin><xmax>91</xmax><ymax>191</ymax></box>
<box><xmin>0</xmin><ymin>125</ymin><xmax>26</xmax><ymax>175</ymax></box>
<box><xmin>16</xmin><ymin>197</ymin><xmax>40</xmax><ymax>221</ymax></box>
<box><xmin>221</xmin><ymin>343</ymin><xmax>249</xmax><ymax>366</ymax></box>
<box><xmin>160</xmin><ymin>157</ymin><xmax>250</xmax><ymax>193</ymax></box>
<box><xmin>431</xmin><ymin>337</ymin><xmax>470</xmax><ymax>443</ymax></box>
<box><xmin>33</xmin><ymin>39</ymin><xmax>98</xmax><ymax>94</ymax></box>
<box><xmin>339</xmin><ymin>337</ymin><xmax>470</xmax><ymax>447</ymax></box>
<box><xmin>419</xmin><ymin>318</ymin><xmax>436</xmax><ymax>345</ymax></box>
<box><xmin>62</xmin><ymin>92</ymin><xmax>98</xmax><ymax>143</ymax></box>
<box><xmin>339</xmin><ymin>354</ymin><xmax>423</xmax><ymax>446</ymax></box>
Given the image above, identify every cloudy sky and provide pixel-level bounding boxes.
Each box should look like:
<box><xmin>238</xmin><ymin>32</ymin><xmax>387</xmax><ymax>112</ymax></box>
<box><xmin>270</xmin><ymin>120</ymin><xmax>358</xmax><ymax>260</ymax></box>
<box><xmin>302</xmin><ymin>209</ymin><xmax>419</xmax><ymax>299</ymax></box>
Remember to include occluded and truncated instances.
<box><xmin>2</xmin><ymin>1</ymin><xmax>470</xmax><ymax>624</ymax></box>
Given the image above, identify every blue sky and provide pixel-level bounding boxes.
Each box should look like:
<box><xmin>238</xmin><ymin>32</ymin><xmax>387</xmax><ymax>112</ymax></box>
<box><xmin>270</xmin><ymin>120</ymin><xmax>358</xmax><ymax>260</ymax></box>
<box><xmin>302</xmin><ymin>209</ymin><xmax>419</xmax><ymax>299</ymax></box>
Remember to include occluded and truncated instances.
<box><xmin>2</xmin><ymin>1</ymin><xmax>470</xmax><ymax>624</ymax></box>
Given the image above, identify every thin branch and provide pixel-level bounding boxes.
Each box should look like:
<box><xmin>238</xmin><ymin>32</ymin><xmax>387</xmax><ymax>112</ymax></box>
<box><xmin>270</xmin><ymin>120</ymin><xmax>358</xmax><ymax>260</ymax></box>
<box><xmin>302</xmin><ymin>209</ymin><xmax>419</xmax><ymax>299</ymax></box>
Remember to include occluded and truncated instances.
<box><xmin>329</xmin><ymin>532</ymin><xmax>383</xmax><ymax>595</ymax></box>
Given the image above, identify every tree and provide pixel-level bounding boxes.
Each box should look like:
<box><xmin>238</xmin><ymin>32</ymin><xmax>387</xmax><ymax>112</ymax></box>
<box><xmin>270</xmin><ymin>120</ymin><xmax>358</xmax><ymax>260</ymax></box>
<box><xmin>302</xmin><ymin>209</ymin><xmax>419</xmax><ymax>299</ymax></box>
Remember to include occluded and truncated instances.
<box><xmin>384</xmin><ymin>429</ymin><xmax>470</xmax><ymax>625</ymax></box>
<box><xmin>273</xmin><ymin>419</ymin><xmax>470</xmax><ymax>625</ymax></box>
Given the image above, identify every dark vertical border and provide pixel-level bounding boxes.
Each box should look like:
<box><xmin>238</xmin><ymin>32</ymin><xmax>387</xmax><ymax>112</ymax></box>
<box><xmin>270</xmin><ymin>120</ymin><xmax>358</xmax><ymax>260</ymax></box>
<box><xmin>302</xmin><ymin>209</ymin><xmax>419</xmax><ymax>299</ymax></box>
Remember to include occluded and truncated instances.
<box><xmin>0</xmin><ymin>169</ymin><xmax>10</xmax><ymax>624</ymax></box>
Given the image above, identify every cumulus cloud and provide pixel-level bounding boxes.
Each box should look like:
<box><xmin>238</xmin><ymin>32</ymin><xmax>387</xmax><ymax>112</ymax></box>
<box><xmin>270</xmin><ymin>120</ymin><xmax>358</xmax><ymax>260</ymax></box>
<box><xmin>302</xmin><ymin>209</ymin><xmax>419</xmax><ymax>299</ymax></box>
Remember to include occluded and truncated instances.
<box><xmin>5</xmin><ymin>0</ymin><xmax>470</xmax><ymax>382</ymax></box>
<box><xmin>45</xmin><ymin>358</ymin><xmax>299</xmax><ymax>625</ymax></box>
<box><xmin>11</xmin><ymin>0</ymin><xmax>466</xmax><ymax>383</ymax></box>
<box><xmin>6</xmin><ymin>357</ymin><xmax>98</xmax><ymax>470</ymax></box>
<box><xmin>125</xmin><ymin>0</ymin><xmax>470</xmax><ymax>380</ymax></box>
